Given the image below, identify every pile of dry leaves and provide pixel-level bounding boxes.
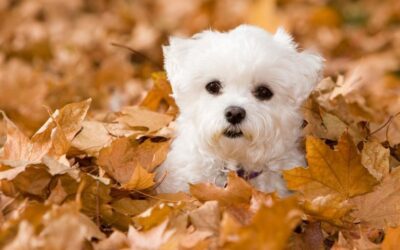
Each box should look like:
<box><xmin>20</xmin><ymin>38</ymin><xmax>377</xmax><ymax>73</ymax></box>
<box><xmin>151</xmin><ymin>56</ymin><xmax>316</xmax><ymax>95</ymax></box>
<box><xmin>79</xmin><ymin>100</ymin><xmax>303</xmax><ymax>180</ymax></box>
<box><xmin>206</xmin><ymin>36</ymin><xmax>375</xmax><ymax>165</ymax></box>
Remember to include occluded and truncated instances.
<box><xmin>1</xmin><ymin>0</ymin><xmax>400</xmax><ymax>249</ymax></box>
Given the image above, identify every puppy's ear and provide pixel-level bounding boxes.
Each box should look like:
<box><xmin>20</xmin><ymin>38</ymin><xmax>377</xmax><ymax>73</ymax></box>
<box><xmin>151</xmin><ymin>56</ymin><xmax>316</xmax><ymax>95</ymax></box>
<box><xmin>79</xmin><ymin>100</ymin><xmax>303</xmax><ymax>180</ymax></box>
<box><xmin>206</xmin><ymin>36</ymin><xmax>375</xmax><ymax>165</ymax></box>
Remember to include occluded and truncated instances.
<box><xmin>274</xmin><ymin>27</ymin><xmax>297</xmax><ymax>50</ymax></box>
<box><xmin>162</xmin><ymin>37</ymin><xmax>192</xmax><ymax>94</ymax></box>
<box><xmin>295</xmin><ymin>51</ymin><xmax>324</xmax><ymax>104</ymax></box>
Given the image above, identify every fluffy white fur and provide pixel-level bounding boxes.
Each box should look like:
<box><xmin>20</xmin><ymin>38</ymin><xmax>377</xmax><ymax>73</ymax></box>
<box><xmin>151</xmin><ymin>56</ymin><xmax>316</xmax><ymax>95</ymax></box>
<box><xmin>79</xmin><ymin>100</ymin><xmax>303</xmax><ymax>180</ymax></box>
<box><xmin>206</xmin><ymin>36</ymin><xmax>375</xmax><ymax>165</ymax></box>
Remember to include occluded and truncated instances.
<box><xmin>156</xmin><ymin>25</ymin><xmax>323</xmax><ymax>195</ymax></box>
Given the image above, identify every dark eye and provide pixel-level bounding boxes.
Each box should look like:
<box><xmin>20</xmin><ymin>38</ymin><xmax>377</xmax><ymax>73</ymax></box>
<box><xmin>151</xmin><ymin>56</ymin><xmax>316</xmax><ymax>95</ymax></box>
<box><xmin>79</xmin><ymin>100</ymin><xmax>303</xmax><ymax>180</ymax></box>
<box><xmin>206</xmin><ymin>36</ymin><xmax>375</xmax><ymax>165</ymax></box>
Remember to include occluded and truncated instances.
<box><xmin>205</xmin><ymin>80</ymin><xmax>222</xmax><ymax>95</ymax></box>
<box><xmin>253</xmin><ymin>85</ymin><xmax>273</xmax><ymax>100</ymax></box>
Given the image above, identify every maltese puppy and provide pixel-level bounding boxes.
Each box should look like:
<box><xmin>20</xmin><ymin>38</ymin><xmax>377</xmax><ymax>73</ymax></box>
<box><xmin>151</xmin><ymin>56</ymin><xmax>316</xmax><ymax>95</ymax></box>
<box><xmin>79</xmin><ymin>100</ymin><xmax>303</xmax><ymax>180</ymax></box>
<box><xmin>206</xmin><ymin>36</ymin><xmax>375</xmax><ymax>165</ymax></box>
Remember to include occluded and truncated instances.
<box><xmin>156</xmin><ymin>25</ymin><xmax>323</xmax><ymax>195</ymax></box>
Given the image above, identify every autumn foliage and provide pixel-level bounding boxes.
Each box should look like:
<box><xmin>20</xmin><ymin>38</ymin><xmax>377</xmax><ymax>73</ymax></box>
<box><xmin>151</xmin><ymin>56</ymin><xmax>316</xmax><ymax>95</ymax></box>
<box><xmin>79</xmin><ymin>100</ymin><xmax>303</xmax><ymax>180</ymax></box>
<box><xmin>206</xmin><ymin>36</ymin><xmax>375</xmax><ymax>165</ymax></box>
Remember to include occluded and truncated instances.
<box><xmin>1</xmin><ymin>0</ymin><xmax>400</xmax><ymax>249</ymax></box>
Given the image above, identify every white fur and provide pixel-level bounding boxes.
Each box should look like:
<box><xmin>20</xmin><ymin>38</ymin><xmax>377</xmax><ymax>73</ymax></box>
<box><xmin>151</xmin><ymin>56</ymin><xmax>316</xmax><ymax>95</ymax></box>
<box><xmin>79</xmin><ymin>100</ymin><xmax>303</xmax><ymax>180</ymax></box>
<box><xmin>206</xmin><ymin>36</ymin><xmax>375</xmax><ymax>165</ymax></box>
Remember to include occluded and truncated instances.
<box><xmin>157</xmin><ymin>25</ymin><xmax>323</xmax><ymax>195</ymax></box>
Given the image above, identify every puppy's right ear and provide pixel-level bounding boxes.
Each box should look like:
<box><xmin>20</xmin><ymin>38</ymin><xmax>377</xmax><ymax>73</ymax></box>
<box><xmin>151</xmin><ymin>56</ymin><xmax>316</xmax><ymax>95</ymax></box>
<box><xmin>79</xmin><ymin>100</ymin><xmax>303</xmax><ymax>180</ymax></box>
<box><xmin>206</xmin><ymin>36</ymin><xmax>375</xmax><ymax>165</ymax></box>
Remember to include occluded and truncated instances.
<box><xmin>162</xmin><ymin>37</ymin><xmax>192</xmax><ymax>94</ymax></box>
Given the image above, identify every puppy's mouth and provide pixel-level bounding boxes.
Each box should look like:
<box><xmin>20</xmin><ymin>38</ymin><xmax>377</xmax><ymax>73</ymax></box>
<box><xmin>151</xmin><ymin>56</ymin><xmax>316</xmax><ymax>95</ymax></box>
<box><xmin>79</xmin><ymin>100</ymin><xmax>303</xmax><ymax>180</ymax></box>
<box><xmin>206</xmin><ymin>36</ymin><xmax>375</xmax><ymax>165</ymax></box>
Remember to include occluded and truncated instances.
<box><xmin>223</xmin><ymin>127</ymin><xmax>243</xmax><ymax>138</ymax></box>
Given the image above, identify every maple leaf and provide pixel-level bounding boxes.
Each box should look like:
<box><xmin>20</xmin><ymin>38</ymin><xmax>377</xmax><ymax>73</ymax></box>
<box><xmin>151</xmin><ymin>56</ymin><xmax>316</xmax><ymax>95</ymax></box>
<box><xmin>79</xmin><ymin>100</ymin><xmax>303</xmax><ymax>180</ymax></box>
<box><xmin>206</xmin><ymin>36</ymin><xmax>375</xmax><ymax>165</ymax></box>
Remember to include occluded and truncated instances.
<box><xmin>221</xmin><ymin>197</ymin><xmax>303</xmax><ymax>250</ymax></box>
<box><xmin>0</xmin><ymin>99</ymin><xmax>91</xmax><ymax>180</ymax></box>
<box><xmin>302</xmin><ymin>194</ymin><xmax>353</xmax><ymax>226</ymax></box>
<box><xmin>350</xmin><ymin>167</ymin><xmax>400</xmax><ymax>228</ymax></box>
<box><xmin>283</xmin><ymin>133</ymin><xmax>378</xmax><ymax>199</ymax></box>
<box><xmin>0</xmin><ymin>112</ymin><xmax>52</xmax><ymax>168</ymax></box>
<box><xmin>190</xmin><ymin>172</ymin><xmax>253</xmax><ymax>207</ymax></box>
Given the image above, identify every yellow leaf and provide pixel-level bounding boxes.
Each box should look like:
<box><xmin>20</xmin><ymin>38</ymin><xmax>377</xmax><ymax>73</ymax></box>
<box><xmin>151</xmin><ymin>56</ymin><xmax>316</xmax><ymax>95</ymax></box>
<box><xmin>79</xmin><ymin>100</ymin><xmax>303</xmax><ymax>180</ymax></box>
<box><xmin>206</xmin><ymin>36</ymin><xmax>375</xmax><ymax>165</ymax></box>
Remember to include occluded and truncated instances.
<box><xmin>122</xmin><ymin>165</ymin><xmax>155</xmax><ymax>190</ymax></box>
<box><xmin>221</xmin><ymin>197</ymin><xmax>302</xmax><ymax>250</ymax></box>
<box><xmin>134</xmin><ymin>203</ymin><xmax>181</xmax><ymax>231</ymax></box>
<box><xmin>382</xmin><ymin>227</ymin><xmax>400</xmax><ymax>250</ymax></box>
<box><xmin>283</xmin><ymin>133</ymin><xmax>378</xmax><ymax>199</ymax></box>
<box><xmin>247</xmin><ymin>0</ymin><xmax>280</xmax><ymax>32</ymax></box>
<box><xmin>140</xmin><ymin>72</ymin><xmax>178</xmax><ymax>116</ymax></box>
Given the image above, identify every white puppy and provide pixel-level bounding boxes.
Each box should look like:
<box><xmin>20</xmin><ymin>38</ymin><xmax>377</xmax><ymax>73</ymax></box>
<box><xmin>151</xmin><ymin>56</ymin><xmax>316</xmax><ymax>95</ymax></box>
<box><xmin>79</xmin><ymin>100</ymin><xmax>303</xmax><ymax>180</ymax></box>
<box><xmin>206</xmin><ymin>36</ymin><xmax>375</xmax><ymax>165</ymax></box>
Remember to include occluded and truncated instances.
<box><xmin>156</xmin><ymin>25</ymin><xmax>323</xmax><ymax>195</ymax></box>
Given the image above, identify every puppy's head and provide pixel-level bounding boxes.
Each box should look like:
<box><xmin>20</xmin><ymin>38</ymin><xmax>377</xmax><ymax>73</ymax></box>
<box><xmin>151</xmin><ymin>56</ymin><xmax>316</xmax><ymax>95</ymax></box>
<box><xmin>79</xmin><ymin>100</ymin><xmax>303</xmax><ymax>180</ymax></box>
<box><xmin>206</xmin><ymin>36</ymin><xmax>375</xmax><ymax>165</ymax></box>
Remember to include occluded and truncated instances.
<box><xmin>163</xmin><ymin>25</ymin><xmax>323</xmax><ymax>163</ymax></box>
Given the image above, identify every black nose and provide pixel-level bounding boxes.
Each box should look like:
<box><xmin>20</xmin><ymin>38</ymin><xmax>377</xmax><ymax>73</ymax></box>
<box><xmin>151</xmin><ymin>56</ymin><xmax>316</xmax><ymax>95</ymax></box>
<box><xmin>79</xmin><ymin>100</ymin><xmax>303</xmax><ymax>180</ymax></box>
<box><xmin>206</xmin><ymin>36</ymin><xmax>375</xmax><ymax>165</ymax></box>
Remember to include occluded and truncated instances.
<box><xmin>225</xmin><ymin>106</ymin><xmax>246</xmax><ymax>124</ymax></box>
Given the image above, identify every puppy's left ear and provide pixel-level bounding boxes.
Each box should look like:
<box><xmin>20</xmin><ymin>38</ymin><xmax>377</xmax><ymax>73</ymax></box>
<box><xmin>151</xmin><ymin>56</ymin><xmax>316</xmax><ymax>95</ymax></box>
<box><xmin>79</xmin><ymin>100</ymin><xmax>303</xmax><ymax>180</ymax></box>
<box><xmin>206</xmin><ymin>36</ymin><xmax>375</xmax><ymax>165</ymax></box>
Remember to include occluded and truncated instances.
<box><xmin>295</xmin><ymin>51</ymin><xmax>324</xmax><ymax>103</ymax></box>
<box><xmin>274</xmin><ymin>27</ymin><xmax>324</xmax><ymax>104</ymax></box>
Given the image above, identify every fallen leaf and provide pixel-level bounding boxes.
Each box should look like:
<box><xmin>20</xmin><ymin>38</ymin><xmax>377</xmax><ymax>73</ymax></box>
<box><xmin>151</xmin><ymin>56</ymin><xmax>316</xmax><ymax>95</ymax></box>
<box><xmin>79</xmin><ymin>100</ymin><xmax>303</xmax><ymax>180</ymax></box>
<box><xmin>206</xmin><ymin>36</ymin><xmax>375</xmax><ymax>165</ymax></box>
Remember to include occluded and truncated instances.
<box><xmin>122</xmin><ymin>164</ymin><xmax>155</xmax><ymax>190</ymax></box>
<box><xmin>71</xmin><ymin>121</ymin><xmax>113</xmax><ymax>156</ymax></box>
<box><xmin>361</xmin><ymin>141</ymin><xmax>390</xmax><ymax>181</ymax></box>
<box><xmin>303</xmin><ymin>194</ymin><xmax>353</xmax><ymax>226</ymax></box>
<box><xmin>190</xmin><ymin>172</ymin><xmax>253</xmax><ymax>207</ymax></box>
<box><xmin>47</xmin><ymin>179</ymin><xmax>68</xmax><ymax>205</ymax></box>
<box><xmin>140</xmin><ymin>72</ymin><xmax>178</xmax><ymax>115</ymax></box>
<box><xmin>221</xmin><ymin>197</ymin><xmax>303</xmax><ymax>250</ymax></box>
<box><xmin>98</xmin><ymin>137</ymin><xmax>170</xmax><ymax>184</ymax></box>
<box><xmin>350</xmin><ymin>167</ymin><xmax>400</xmax><ymax>228</ymax></box>
<box><xmin>189</xmin><ymin>201</ymin><xmax>220</xmax><ymax>234</ymax></box>
<box><xmin>283</xmin><ymin>133</ymin><xmax>378</xmax><ymax>199</ymax></box>
<box><xmin>0</xmin><ymin>112</ymin><xmax>52</xmax><ymax>167</ymax></box>
<box><xmin>289</xmin><ymin>222</ymin><xmax>325</xmax><ymax>250</ymax></box>
<box><xmin>94</xmin><ymin>230</ymin><xmax>128</xmax><ymax>250</ymax></box>
<box><xmin>381</xmin><ymin>227</ymin><xmax>400</xmax><ymax>250</ymax></box>
<box><xmin>128</xmin><ymin>219</ymin><xmax>174</xmax><ymax>250</ymax></box>
<box><xmin>134</xmin><ymin>203</ymin><xmax>177</xmax><ymax>231</ymax></box>
<box><xmin>117</xmin><ymin>106</ymin><xmax>173</xmax><ymax>133</ymax></box>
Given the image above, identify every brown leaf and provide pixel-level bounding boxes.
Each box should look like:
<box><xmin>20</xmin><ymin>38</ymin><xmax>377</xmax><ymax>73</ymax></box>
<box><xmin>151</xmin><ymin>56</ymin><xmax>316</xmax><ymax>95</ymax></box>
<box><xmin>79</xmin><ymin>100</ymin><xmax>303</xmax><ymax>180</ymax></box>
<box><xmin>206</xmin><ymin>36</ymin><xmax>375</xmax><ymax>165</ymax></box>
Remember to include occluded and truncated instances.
<box><xmin>303</xmin><ymin>194</ymin><xmax>353</xmax><ymax>226</ymax></box>
<box><xmin>94</xmin><ymin>230</ymin><xmax>128</xmax><ymax>250</ymax></box>
<box><xmin>190</xmin><ymin>172</ymin><xmax>253</xmax><ymax>207</ymax></box>
<box><xmin>116</xmin><ymin>106</ymin><xmax>173</xmax><ymax>133</ymax></box>
<box><xmin>289</xmin><ymin>222</ymin><xmax>325</xmax><ymax>250</ymax></box>
<box><xmin>47</xmin><ymin>179</ymin><xmax>68</xmax><ymax>205</ymax></box>
<box><xmin>350</xmin><ymin>167</ymin><xmax>400</xmax><ymax>228</ymax></box>
<box><xmin>361</xmin><ymin>141</ymin><xmax>390</xmax><ymax>181</ymax></box>
<box><xmin>121</xmin><ymin>164</ymin><xmax>155</xmax><ymax>190</ymax></box>
<box><xmin>283</xmin><ymin>133</ymin><xmax>378</xmax><ymax>199</ymax></box>
<box><xmin>70</xmin><ymin>121</ymin><xmax>113</xmax><ymax>156</ymax></box>
<box><xmin>12</xmin><ymin>165</ymin><xmax>52</xmax><ymax>198</ymax></box>
<box><xmin>46</xmin><ymin>98</ymin><xmax>92</xmax><ymax>157</ymax></box>
<box><xmin>111</xmin><ymin>198</ymin><xmax>154</xmax><ymax>217</ymax></box>
<box><xmin>128</xmin><ymin>219</ymin><xmax>174</xmax><ymax>250</ymax></box>
<box><xmin>0</xmin><ymin>112</ymin><xmax>52</xmax><ymax>168</ymax></box>
<box><xmin>98</xmin><ymin>137</ymin><xmax>170</xmax><ymax>184</ymax></box>
<box><xmin>189</xmin><ymin>201</ymin><xmax>220</xmax><ymax>234</ymax></box>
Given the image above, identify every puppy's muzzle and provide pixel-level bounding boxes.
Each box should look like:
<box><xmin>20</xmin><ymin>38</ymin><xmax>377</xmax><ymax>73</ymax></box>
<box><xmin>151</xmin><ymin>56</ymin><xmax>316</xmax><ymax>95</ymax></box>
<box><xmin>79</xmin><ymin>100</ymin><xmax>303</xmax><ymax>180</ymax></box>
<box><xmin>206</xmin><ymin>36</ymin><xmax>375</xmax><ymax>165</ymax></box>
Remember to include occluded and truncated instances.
<box><xmin>225</xmin><ymin>106</ymin><xmax>246</xmax><ymax>124</ymax></box>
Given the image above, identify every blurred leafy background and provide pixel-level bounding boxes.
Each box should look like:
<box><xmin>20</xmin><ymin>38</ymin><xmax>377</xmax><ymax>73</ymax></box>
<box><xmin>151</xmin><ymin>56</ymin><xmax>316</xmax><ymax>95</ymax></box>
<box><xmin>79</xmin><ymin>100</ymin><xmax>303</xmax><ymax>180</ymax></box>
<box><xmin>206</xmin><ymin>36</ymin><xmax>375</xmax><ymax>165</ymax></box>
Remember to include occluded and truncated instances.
<box><xmin>1</xmin><ymin>0</ymin><xmax>399</xmax><ymax>136</ymax></box>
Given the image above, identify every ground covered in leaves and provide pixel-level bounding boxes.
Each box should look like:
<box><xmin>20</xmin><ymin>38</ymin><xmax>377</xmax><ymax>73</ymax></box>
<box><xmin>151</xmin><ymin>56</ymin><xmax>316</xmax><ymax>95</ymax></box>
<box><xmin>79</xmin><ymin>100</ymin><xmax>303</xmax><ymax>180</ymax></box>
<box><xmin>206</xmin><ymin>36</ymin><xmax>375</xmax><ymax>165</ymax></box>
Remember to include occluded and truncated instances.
<box><xmin>1</xmin><ymin>0</ymin><xmax>400</xmax><ymax>249</ymax></box>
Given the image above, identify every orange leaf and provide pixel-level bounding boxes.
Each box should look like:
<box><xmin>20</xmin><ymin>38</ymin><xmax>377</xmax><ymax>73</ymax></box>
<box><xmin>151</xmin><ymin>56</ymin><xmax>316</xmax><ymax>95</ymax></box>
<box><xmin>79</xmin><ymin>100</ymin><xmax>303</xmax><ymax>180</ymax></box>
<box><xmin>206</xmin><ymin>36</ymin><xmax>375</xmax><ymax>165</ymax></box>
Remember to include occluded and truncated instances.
<box><xmin>190</xmin><ymin>172</ymin><xmax>253</xmax><ymax>207</ymax></box>
<box><xmin>283</xmin><ymin>133</ymin><xmax>378</xmax><ymax>199</ymax></box>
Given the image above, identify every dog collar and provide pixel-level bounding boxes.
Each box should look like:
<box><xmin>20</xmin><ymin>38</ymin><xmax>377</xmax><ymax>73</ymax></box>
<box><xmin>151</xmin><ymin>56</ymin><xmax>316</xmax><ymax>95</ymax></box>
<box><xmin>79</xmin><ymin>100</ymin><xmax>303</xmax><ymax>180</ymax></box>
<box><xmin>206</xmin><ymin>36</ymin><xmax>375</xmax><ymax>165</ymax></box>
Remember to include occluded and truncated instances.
<box><xmin>236</xmin><ymin>167</ymin><xmax>263</xmax><ymax>181</ymax></box>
